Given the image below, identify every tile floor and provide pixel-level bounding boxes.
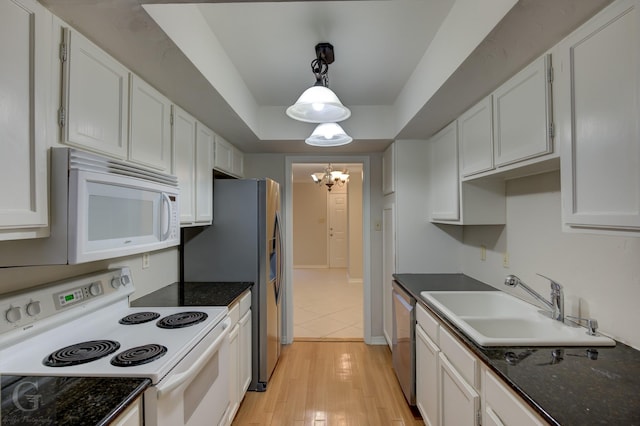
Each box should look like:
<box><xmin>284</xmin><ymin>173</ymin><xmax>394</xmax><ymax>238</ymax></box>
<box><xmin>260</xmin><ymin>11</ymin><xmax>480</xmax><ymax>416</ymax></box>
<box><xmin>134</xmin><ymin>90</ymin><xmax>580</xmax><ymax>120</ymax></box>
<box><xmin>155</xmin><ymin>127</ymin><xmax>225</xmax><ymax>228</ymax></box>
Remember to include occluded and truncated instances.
<box><xmin>293</xmin><ymin>268</ymin><xmax>363</xmax><ymax>340</ymax></box>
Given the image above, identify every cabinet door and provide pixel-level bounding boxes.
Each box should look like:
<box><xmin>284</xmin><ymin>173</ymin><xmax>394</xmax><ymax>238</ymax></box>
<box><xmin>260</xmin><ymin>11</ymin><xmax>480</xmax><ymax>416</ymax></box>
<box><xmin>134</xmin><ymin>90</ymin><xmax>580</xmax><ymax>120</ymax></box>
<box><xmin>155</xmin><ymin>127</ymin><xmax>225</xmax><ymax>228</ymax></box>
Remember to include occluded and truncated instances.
<box><xmin>493</xmin><ymin>55</ymin><xmax>553</xmax><ymax>167</ymax></box>
<box><xmin>0</xmin><ymin>0</ymin><xmax>50</xmax><ymax>238</ymax></box>
<box><xmin>459</xmin><ymin>96</ymin><xmax>494</xmax><ymax>177</ymax></box>
<box><xmin>111</xmin><ymin>397</ymin><xmax>142</xmax><ymax>426</ymax></box>
<box><xmin>227</xmin><ymin>322</ymin><xmax>240</xmax><ymax>423</ymax></box>
<box><xmin>239</xmin><ymin>309</ymin><xmax>252</xmax><ymax>395</ymax></box>
<box><xmin>195</xmin><ymin>123</ymin><xmax>214</xmax><ymax>224</ymax></box>
<box><xmin>232</xmin><ymin>146</ymin><xmax>244</xmax><ymax>177</ymax></box>
<box><xmin>214</xmin><ymin>135</ymin><xmax>232</xmax><ymax>173</ymax></box>
<box><xmin>172</xmin><ymin>106</ymin><xmax>196</xmax><ymax>224</ymax></box>
<box><xmin>62</xmin><ymin>28</ymin><xmax>129</xmax><ymax>159</ymax></box>
<box><xmin>558</xmin><ymin>0</ymin><xmax>640</xmax><ymax>230</ymax></box>
<box><xmin>482</xmin><ymin>368</ymin><xmax>544</xmax><ymax>426</ymax></box>
<box><xmin>439</xmin><ymin>353</ymin><xmax>480</xmax><ymax>426</ymax></box>
<box><xmin>429</xmin><ymin>122</ymin><xmax>460</xmax><ymax>221</ymax></box>
<box><xmin>382</xmin><ymin>203</ymin><xmax>395</xmax><ymax>348</ymax></box>
<box><xmin>416</xmin><ymin>324</ymin><xmax>440</xmax><ymax>426</ymax></box>
<box><xmin>129</xmin><ymin>75</ymin><xmax>172</xmax><ymax>171</ymax></box>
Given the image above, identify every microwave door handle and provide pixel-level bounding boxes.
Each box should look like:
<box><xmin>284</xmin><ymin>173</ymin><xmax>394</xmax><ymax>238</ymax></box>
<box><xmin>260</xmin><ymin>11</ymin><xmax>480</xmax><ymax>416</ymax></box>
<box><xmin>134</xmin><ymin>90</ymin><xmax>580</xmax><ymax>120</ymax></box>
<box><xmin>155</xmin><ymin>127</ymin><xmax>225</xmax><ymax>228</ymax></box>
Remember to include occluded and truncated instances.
<box><xmin>161</xmin><ymin>192</ymin><xmax>172</xmax><ymax>241</ymax></box>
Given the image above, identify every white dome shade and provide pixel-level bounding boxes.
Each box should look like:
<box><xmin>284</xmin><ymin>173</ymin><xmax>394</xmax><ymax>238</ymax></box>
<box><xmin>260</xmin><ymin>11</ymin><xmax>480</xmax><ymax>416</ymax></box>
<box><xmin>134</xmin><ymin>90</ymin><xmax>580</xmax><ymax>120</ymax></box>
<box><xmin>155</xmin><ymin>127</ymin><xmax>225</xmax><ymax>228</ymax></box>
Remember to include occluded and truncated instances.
<box><xmin>286</xmin><ymin>86</ymin><xmax>351</xmax><ymax>123</ymax></box>
<box><xmin>305</xmin><ymin>123</ymin><xmax>353</xmax><ymax>147</ymax></box>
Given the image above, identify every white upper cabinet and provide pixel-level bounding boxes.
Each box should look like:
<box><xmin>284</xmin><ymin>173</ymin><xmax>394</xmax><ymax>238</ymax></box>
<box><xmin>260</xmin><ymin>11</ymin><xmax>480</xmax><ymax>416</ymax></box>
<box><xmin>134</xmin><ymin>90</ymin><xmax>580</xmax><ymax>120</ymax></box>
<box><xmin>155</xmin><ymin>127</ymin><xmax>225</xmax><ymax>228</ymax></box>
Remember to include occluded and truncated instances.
<box><xmin>129</xmin><ymin>74</ymin><xmax>172</xmax><ymax>172</ymax></box>
<box><xmin>214</xmin><ymin>135</ymin><xmax>244</xmax><ymax>178</ymax></box>
<box><xmin>429</xmin><ymin>122</ymin><xmax>460</xmax><ymax>222</ymax></box>
<box><xmin>429</xmin><ymin>121</ymin><xmax>506</xmax><ymax>225</ymax></box>
<box><xmin>558</xmin><ymin>0</ymin><xmax>640</xmax><ymax>232</ymax></box>
<box><xmin>0</xmin><ymin>0</ymin><xmax>51</xmax><ymax>240</ymax></box>
<box><xmin>172</xmin><ymin>105</ymin><xmax>214</xmax><ymax>226</ymax></box>
<box><xmin>459</xmin><ymin>95</ymin><xmax>494</xmax><ymax>177</ymax></box>
<box><xmin>195</xmin><ymin>123</ymin><xmax>214</xmax><ymax>224</ymax></box>
<box><xmin>493</xmin><ymin>54</ymin><xmax>554</xmax><ymax>167</ymax></box>
<box><xmin>172</xmin><ymin>105</ymin><xmax>197</xmax><ymax>225</ymax></box>
<box><xmin>61</xmin><ymin>28</ymin><xmax>129</xmax><ymax>159</ymax></box>
<box><xmin>382</xmin><ymin>143</ymin><xmax>396</xmax><ymax>194</ymax></box>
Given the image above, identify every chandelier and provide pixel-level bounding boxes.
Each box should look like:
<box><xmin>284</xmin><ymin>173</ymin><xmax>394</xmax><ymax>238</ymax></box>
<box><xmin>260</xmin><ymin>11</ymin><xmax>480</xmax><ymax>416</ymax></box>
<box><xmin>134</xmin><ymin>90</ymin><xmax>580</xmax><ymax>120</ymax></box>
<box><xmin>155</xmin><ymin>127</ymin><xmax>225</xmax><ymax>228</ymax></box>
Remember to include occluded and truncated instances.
<box><xmin>311</xmin><ymin>164</ymin><xmax>349</xmax><ymax>191</ymax></box>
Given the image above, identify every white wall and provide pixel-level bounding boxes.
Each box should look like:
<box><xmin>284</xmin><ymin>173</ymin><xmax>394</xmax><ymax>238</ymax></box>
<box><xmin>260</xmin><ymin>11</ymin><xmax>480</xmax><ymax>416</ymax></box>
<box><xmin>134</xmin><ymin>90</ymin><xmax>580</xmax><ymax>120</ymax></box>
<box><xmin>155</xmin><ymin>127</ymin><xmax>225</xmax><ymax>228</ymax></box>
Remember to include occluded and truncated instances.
<box><xmin>394</xmin><ymin>139</ymin><xmax>462</xmax><ymax>272</ymax></box>
<box><xmin>461</xmin><ymin>171</ymin><xmax>640</xmax><ymax>348</ymax></box>
<box><xmin>0</xmin><ymin>248</ymin><xmax>178</xmax><ymax>300</ymax></box>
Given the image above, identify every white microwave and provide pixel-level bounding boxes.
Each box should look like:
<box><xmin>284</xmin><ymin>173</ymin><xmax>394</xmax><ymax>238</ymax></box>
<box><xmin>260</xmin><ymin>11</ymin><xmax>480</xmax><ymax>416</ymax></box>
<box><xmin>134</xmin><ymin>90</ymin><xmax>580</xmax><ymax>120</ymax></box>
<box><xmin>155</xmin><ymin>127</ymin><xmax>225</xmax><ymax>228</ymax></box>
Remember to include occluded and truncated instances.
<box><xmin>0</xmin><ymin>148</ymin><xmax>180</xmax><ymax>266</ymax></box>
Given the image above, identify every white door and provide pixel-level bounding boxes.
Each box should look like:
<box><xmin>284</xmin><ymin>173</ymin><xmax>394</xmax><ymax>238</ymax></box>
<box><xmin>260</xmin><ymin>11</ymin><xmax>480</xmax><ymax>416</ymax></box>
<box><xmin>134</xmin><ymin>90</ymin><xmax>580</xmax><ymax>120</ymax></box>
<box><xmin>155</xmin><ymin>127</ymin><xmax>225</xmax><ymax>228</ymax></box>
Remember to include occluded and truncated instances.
<box><xmin>328</xmin><ymin>192</ymin><xmax>348</xmax><ymax>268</ymax></box>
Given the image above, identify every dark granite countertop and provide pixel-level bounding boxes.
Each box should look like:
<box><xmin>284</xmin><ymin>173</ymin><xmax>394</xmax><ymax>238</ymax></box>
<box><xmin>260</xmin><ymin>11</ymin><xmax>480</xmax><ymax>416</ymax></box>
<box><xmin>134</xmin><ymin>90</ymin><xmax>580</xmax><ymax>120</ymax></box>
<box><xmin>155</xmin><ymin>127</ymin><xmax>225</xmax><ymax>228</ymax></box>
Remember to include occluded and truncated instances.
<box><xmin>130</xmin><ymin>281</ymin><xmax>253</xmax><ymax>308</ymax></box>
<box><xmin>0</xmin><ymin>375</ymin><xmax>149</xmax><ymax>425</ymax></box>
<box><xmin>393</xmin><ymin>273</ymin><xmax>640</xmax><ymax>425</ymax></box>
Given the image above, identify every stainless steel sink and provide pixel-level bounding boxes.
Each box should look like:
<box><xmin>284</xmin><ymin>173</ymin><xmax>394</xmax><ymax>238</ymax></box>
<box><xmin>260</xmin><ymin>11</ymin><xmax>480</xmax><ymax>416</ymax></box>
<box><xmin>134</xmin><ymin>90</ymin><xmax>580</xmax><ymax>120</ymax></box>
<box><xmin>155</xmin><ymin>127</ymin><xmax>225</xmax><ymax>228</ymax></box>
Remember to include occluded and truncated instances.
<box><xmin>420</xmin><ymin>291</ymin><xmax>615</xmax><ymax>347</ymax></box>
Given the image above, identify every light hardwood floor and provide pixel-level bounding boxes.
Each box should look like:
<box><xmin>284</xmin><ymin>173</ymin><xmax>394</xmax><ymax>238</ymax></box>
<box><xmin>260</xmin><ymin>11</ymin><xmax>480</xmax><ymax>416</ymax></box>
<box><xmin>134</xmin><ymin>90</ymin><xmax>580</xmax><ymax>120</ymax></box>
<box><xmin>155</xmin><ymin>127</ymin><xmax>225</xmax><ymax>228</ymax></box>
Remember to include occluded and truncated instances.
<box><xmin>232</xmin><ymin>342</ymin><xmax>423</xmax><ymax>425</ymax></box>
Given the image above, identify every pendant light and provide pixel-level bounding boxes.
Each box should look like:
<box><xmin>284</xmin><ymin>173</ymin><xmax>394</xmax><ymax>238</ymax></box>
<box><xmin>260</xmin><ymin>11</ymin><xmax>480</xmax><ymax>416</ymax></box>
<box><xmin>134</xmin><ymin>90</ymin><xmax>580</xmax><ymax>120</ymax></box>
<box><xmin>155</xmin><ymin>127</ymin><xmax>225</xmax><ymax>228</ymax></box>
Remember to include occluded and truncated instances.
<box><xmin>286</xmin><ymin>43</ymin><xmax>351</xmax><ymax>123</ymax></box>
<box><xmin>305</xmin><ymin>123</ymin><xmax>353</xmax><ymax>147</ymax></box>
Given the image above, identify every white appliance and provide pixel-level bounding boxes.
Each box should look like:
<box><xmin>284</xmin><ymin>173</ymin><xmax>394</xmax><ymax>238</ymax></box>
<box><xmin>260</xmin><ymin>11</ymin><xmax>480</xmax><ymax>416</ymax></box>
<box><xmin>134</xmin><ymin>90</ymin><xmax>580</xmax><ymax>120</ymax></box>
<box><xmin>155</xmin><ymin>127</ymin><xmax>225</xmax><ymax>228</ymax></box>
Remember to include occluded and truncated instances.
<box><xmin>0</xmin><ymin>268</ymin><xmax>230</xmax><ymax>426</ymax></box>
<box><xmin>0</xmin><ymin>148</ymin><xmax>180</xmax><ymax>266</ymax></box>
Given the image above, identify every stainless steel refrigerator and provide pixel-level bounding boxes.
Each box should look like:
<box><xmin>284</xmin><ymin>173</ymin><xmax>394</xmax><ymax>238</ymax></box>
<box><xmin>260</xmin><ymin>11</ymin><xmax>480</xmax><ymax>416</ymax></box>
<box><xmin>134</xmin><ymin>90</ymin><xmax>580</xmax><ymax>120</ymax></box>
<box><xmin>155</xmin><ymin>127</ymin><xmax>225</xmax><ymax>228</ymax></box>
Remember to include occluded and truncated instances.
<box><xmin>182</xmin><ymin>178</ymin><xmax>283</xmax><ymax>391</ymax></box>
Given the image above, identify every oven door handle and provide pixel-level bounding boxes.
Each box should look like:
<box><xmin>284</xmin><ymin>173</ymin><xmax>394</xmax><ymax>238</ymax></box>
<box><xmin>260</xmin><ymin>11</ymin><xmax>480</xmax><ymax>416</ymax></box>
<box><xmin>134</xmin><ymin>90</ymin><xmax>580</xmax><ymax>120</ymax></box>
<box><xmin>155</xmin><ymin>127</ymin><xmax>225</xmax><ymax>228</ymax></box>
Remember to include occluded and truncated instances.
<box><xmin>156</xmin><ymin>317</ymin><xmax>231</xmax><ymax>398</ymax></box>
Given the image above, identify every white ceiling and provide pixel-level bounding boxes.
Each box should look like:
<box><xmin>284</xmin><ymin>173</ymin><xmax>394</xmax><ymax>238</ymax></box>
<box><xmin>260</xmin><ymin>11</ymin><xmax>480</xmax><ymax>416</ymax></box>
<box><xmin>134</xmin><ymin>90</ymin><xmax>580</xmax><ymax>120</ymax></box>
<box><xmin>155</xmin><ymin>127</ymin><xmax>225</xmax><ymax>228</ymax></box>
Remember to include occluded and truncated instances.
<box><xmin>40</xmin><ymin>0</ymin><xmax>613</xmax><ymax>154</ymax></box>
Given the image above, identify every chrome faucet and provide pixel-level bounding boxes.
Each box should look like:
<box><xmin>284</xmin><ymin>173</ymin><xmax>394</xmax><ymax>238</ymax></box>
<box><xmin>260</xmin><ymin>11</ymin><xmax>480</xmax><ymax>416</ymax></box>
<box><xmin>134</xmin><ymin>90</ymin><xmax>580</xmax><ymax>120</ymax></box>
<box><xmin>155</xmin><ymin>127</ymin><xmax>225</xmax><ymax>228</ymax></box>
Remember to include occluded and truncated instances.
<box><xmin>504</xmin><ymin>274</ymin><xmax>564</xmax><ymax>321</ymax></box>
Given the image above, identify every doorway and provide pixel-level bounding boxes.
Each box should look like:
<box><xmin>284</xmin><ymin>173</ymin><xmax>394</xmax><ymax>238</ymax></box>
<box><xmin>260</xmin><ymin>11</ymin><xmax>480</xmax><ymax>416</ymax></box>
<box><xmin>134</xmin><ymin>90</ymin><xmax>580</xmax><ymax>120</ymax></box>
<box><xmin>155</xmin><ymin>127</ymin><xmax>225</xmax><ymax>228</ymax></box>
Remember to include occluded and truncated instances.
<box><xmin>290</xmin><ymin>162</ymin><xmax>364</xmax><ymax>340</ymax></box>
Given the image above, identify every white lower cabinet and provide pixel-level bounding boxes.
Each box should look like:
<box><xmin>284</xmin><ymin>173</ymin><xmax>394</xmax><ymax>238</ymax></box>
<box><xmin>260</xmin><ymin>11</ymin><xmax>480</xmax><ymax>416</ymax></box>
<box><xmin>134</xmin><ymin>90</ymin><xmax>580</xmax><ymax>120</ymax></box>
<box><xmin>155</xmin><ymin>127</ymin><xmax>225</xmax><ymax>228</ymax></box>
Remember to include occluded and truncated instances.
<box><xmin>111</xmin><ymin>397</ymin><xmax>142</xmax><ymax>426</ymax></box>
<box><xmin>482</xmin><ymin>367</ymin><xmax>545</xmax><ymax>426</ymax></box>
<box><xmin>416</xmin><ymin>322</ymin><xmax>439</xmax><ymax>426</ymax></box>
<box><xmin>227</xmin><ymin>291</ymin><xmax>251</xmax><ymax>425</ymax></box>
<box><xmin>439</xmin><ymin>353</ymin><xmax>480</xmax><ymax>426</ymax></box>
<box><xmin>416</xmin><ymin>303</ymin><xmax>544</xmax><ymax>426</ymax></box>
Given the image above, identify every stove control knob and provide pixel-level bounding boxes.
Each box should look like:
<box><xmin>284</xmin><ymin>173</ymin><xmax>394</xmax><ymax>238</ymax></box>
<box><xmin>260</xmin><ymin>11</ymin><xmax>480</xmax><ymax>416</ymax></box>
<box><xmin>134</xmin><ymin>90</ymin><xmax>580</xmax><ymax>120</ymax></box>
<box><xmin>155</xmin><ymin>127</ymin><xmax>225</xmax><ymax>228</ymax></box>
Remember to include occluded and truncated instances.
<box><xmin>26</xmin><ymin>301</ymin><xmax>41</xmax><ymax>317</ymax></box>
<box><xmin>110</xmin><ymin>277</ymin><xmax>121</xmax><ymax>289</ymax></box>
<box><xmin>89</xmin><ymin>282</ymin><xmax>102</xmax><ymax>296</ymax></box>
<box><xmin>6</xmin><ymin>306</ymin><xmax>22</xmax><ymax>323</ymax></box>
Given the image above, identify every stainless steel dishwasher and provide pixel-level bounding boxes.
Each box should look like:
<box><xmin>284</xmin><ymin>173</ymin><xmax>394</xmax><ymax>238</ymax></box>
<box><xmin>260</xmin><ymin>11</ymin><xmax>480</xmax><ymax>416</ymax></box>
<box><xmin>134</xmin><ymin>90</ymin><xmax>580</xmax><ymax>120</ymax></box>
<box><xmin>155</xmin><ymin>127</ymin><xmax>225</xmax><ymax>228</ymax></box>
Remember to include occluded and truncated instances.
<box><xmin>392</xmin><ymin>280</ymin><xmax>416</xmax><ymax>405</ymax></box>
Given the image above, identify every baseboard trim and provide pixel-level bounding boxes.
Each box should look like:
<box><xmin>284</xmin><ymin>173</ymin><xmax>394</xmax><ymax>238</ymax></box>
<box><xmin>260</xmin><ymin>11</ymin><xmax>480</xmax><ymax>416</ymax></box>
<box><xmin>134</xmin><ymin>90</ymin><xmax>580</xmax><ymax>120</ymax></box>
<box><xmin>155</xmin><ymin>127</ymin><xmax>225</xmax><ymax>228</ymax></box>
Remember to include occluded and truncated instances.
<box><xmin>348</xmin><ymin>278</ymin><xmax>363</xmax><ymax>285</ymax></box>
<box><xmin>368</xmin><ymin>336</ymin><xmax>388</xmax><ymax>345</ymax></box>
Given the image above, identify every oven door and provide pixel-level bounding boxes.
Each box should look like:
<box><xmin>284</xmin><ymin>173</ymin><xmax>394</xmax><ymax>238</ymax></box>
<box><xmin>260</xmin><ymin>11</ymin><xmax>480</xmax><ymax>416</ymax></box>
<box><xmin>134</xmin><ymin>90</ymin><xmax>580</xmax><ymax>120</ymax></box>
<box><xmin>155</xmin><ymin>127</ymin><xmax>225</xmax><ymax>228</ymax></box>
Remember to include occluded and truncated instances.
<box><xmin>145</xmin><ymin>317</ymin><xmax>231</xmax><ymax>426</ymax></box>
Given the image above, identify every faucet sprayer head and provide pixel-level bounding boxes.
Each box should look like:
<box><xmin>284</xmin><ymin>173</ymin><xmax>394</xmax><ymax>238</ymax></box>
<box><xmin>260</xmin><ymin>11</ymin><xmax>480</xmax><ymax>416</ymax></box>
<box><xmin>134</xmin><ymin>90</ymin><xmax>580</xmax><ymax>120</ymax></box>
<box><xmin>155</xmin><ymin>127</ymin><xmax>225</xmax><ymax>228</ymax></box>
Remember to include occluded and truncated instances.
<box><xmin>504</xmin><ymin>275</ymin><xmax>520</xmax><ymax>287</ymax></box>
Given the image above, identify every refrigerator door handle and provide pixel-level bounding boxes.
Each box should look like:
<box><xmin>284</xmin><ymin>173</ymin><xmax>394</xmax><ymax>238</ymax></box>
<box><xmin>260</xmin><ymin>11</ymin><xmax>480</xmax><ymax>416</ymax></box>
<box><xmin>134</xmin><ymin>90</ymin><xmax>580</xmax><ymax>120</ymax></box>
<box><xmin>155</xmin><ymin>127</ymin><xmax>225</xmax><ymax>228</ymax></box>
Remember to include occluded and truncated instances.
<box><xmin>275</xmin><ymin>211</ymin><xmax>283</xmax><ymax>304</ymax></box>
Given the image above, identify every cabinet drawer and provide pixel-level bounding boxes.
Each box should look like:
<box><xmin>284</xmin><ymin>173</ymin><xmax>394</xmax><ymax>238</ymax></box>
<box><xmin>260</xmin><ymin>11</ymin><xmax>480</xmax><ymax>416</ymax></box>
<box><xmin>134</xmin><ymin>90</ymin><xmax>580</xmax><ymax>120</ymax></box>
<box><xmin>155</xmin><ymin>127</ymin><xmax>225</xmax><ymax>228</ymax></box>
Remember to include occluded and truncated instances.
<box><xmin>483</xmin><ymin>367</ymin><xmax>545</xmax><ymax>426</ymax></box>
<box><xmin>229</xmin><ymin>302</ymin><xmax>240</xmax><ymax>326</ymax></box>
<box><xmin>416</xmin><ymin>303</ymin><xmax>439</xmax><ymax>344</ymax></box>
<box><xmin>239</xmin><ymin>291</ymin><xmax>251</xmax><ymax>316</ymax></box>
<box><xmin>439</xmin><ymin>326</ymin><xmax>478</xmax><ymax>390</ymax></box>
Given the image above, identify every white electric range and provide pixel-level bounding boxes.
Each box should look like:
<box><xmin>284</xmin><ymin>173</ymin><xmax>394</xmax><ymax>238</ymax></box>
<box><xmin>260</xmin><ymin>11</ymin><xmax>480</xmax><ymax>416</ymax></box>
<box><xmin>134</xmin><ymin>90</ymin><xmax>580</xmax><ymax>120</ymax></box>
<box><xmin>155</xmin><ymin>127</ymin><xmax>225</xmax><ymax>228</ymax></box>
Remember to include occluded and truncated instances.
<box><xmin>0</xmin><ymin>268</ymin><xmax>231</xmax><ymax>426</ymax></box>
